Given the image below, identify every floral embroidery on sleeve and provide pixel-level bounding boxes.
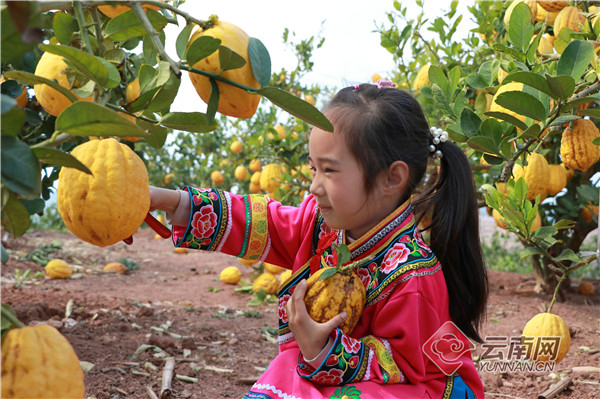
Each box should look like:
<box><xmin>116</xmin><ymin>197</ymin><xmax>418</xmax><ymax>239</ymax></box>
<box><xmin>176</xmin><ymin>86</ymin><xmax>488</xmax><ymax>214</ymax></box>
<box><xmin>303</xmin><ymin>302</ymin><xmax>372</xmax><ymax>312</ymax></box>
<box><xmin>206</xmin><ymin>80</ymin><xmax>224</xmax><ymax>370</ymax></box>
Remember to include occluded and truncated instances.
<box><xmin>191</xmin><ymin>205</ymin><xmax>217</xmax><ymax>245</ymax></box>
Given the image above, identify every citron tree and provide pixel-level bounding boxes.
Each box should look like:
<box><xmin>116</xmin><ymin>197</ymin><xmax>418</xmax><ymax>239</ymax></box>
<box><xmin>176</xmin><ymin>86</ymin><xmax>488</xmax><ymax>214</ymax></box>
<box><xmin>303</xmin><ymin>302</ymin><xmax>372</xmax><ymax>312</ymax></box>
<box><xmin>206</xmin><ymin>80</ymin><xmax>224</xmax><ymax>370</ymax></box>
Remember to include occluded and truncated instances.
<box><xmin>0</xmin><ymin>1</ymin><xmax>332</xmax><ymax>257</ymax></box>
<box><xmin>377</xmin><ymin>0</ymin><xmax>599</xmax><ymax>299</ymax></box>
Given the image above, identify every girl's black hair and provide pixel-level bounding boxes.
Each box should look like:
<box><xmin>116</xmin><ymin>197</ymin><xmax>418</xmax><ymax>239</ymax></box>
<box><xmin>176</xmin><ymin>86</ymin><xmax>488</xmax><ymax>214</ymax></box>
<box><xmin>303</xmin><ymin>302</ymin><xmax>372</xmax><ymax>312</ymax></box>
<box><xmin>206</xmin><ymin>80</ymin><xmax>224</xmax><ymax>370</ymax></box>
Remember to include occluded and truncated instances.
<box><xmin>324</xmin><ymin>84</ymin><xmax>488</xmax><ymax>342</ymax></box>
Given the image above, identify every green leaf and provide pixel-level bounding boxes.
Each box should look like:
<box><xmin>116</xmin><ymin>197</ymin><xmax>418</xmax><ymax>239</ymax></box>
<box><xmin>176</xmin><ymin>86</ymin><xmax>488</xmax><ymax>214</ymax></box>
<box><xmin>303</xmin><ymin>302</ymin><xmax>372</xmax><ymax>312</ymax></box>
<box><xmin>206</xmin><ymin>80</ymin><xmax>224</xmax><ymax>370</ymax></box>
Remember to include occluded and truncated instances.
<box><xmin>460</xmin><ymin>108</ymin><xmax>482</xmax><ymax>138</ymax></box>
<box><xmin>553</xmin><ymin>219</ymin><xmax>576</xmax><ymax>230</ymax></box>
<box><xmin>1</xmin><ymin>7</ymin><xmax>36</xmax><ymax>65</ymax></box>
<box><xmin>4</xmin><ymin>70</ymin><xmax>78</xmax><ymax>103</ymax></box>
<box><xmin>258</xmin><ymin>86</ymin><xmax>333</xmax><ymax>132</ymax></box>
<box><xmin>465</xmin><ymin>73</ymin><xmax>488</xmax><ymax>90</ymax></box>
<box><xmin>516</xmin><ymin>123</ymin><xmax>541</xmax><ymax>140</ymax></box>
<box><xmin>55</xmin><ymin>102</ymin><xmax>148</xmax><ymax>137</ymax></box>
<box><xmin>494</xmin><ymin>91</ymin><xmax>547</xmax><ymax>121</ymax></box>
<box><xmin>557</xmin><ymin>40</ymin><xmax>595</xmax><ymax>81</ymax></box>
<box><xmin>576</xmin><ymin>109</ymin><xmax>600</xmax><ymax>118</ymax></box>
<box><xmin>531</xmin><ymin>226</ymin><xmax>557</xmax><ymax>240</ymax></box>
<box><xmin>1</xmin><ymin>103</ymin><xmax>26</xmax><ymax>136</ymax></box>
<box><xmin>428</xmin><ymin>65</ymin><xmax>448</xmax><ymax>94</ymax></box>
<box><xmin>53</xmin><ymin>11</ymin><xmax>78</xmax><ymax>44</ymax></box>
<box><xmin>1</xmin><ymin>244</ymin><xmax>8</xmax><ymax>264</ymax></box>
<box><xmin>130</xmin><ymin>62</ymin><xmax>180</xmax><ymax>113</ymax></box>
<box><xmin>484</xmin><ymin>111</ymin><xmax>528</xmax><ymax>131</ymax></box>
<box><xmin>176</xmin><ymin>23</ymin><xmax>196</xmax><ymax>59</ymax></box>
<box><xmin>160</xmin><ymin>112</ymin><xmax>218</xmax><ymax>133</ymax></box>
<box><xmin>206</xmin><ymin>78</ymin><xmax>219</xmax><ymax>123</ymax></box>
<box><xmin>545</xmin><ymin>74</ymin><xmax>575</xmax><ymax>100</ymax></box>
<box><xmin>1</xmin><ymin>189</ymin><xmax>31</xmax><ymax>238</ymax></box>
<box><xmin>431</xmin><ymin>84</ymin><xmax>454</xmax><ymax>117</ymax></box>
<box><xmin>21</xmin><ymin>197</ymin><xmax>44</xmax><ymax>215</ymax></box>
<box><xmin>502</xmin><ymin>71</ymin><xmax>555</xmax><ymax>98</ymax></box>
<box><xmin>508</xmin><ymin>2</ymin><xmax>534</xmax><ymax>52</ymax></box>
<box><xmin>318</xmin><ymin>268</ymin><xmax>338</xmax><ymax>281</ymax></box>
<box><xmin>493</xmin><ymin>43</ymin><xmax>526</xmax><ymax>63</ymax></box>
<box><xmin>549</xmin><ymin>114</ymin><xmax>580</xmax><ymax>126</ymax></box>
<box><xmin>467</xmin><ymin>136</ymin><xmax>500</xmax><ymax>155</ymax></box>
<box><xmin>333</xmin><ymin>243</ymin><xmax>352</xmax><ymax>268</ymax></box>
<box><xmin>136</xmin><ymin>116</ymin><xmax>168</xmax><ymax>150</ymax></box>
<box><xmin>218</xmin><ymin>46</ymin><xmax>246</xmax><ymax>72</ymax></box>
<box><xmin>0</xmin><ymin>136</ymin><xmax>41</xmax><ymax>198</ymax></box>
<box><xmin>552</xmin><ymin>249</ymin><xmax>580</xmax><ymax>263</ymax></box>
<box><xmin>105</xmin><ymin>9</ymin><xmax>168</xmax><ymax>42</ymax></box>
<box><xmin>248</xmin><ymin>38</ymin><xmax>271</xmax><ymax>87</ymax></box>
<box><xmin>31</xmin><ymin>148</ymin><xmax>92</xmax><ymax>174</ymax></box>
<box><xmin>519</xmin><ymin>246</ymin><xmax>542</xmax><ymax>262</ymax></box>
<box><xmin>185</xmin><ymin>35</ymin><xmax>221</xmax><ymax>66</ymax></box>
<box><xmin>563</xmin><ymin>96</ymin><xmax>600</xmax><ymax>111</ymax></box>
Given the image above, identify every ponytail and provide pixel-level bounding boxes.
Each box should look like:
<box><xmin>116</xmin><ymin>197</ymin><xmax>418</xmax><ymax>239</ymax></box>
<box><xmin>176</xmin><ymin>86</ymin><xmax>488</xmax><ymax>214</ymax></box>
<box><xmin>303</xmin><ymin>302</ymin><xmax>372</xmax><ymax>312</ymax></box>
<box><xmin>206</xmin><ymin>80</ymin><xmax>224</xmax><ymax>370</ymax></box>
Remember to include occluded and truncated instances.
<box><xmin>414</xmin><ymin>141</ymin><xmax>488</xmax><ymax>342</ymax></box>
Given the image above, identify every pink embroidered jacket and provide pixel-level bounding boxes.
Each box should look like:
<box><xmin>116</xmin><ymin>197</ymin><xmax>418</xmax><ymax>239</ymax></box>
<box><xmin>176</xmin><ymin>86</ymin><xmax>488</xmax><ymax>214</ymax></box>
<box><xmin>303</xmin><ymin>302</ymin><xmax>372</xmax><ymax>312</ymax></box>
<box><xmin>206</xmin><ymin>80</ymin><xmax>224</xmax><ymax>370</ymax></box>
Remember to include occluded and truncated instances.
<box><xmin>171</xmin><ymin>187</ymin><xmax>484</xmax><ymax>399</ymax></box>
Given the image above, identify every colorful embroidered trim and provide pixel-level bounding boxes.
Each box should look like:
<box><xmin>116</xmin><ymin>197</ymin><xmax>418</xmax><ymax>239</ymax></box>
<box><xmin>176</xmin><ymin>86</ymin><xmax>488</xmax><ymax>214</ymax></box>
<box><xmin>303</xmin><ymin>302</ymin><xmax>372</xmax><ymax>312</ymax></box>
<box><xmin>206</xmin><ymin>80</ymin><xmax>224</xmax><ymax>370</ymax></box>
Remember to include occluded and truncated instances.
<box><xmin>362</xmin><ymin>336</ymin><xmax>403</xmax><ymax>384</ymax></box>
<box><xmin>238</xmin><ymin>194</ymin><xmax>269</xmax><ymax>260</ymax></box>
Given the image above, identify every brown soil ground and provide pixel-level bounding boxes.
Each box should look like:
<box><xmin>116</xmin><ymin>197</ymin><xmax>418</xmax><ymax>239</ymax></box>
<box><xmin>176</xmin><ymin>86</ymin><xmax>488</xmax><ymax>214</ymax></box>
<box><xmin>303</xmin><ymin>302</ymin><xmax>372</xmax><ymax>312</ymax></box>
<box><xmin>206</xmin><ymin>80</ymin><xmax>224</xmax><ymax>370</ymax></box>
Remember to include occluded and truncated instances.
<box><xmin>1</xmin><ymin>223</ymin><xmax>599</xmax><ymax>399</ymax></box>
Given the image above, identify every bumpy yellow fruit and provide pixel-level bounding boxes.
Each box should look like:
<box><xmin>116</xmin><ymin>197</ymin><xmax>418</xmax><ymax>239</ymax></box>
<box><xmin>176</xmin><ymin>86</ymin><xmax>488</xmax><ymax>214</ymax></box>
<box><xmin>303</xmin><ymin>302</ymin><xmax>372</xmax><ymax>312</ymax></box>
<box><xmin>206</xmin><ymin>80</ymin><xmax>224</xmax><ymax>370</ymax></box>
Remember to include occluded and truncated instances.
<box><xmin>513</xmin><ymin>152</ymin><xmax>550</xmax><ymax>201</ymax></box>
<box><xmin>238</xmin><ymin>258</ymin><xmax>257</xmax><ymax>267</ymax></box>
<box><xmin>220</xmin><ymin>266</ymin><xmax>242</xmax><ymax>284</ymax></box>
<box><xmin>211</xmin><ymin>170</ymin><xmax>224</xmax><ymax>185</ymax></box>
<box><xmin>412</xmin><ymin>64</ymin><xmax>431</xmax><ymax>91</ymax></box>
<box><xmin>535</xmin><ymin>4</ymin><xmax>559</xmax><ymax>24</ymax></box>
<box><xmin>252</xmin><ymin>272</ymin><xmax>279</xmax><ymax>294</ymax></box>
<box><xmin>57</xmin><ymin>138</ymin><xmax>150</xmax><ymax>247</ymax></box>
<box><xmin>554</xmin><ymin>6</ymin><xmax>586</xmax><ymax>35</ymax></box>
<box><xmin>125</xmin><ymin>78</ymin><xmax>140</xmax><ymax>103</ymax></box>
<box><xmin>263</xmin><ymin>262</ymin><xmax>285</xmax><ymax>275</ymax></box>
<box><xmin>537</xmin><ymin>0</ymin><xmax>568</xmax><ymax>13</ymax></box>
<box><xmin>103</xmin><ymin>262</ymin><xmax>127</xmax><ymax>274</ymax></box>
<box><xmin>260</xmin><ymin>164</ymin><xmax>282</xmax><ymax>192</ymax></box>
<box><xmin>1</xmin><ymin>324</ymin><xmax>85</xmax><ymax>398</ymax></box>
<box><xmin>560</xmin><ymin>119</ymin><xmax>600</xmax><ymax>172</ymax></box>
<box><xmin>578</xmin><ymin>281</ymin><xmax>594</xmax><ymax>295</ymax></box>
<box><xmin>492</xmin><ymin>209</ymin><xmax>541</xmax><ymax>232</ymax></box>
<box><xmin>234</xmin><ymin>165</ymin><xmax>248</xmax><ymax>181</ymax></box>
<box><xmin>490</xmin><ymin>82</ymin><xmax>526</xmax><ymax>123</ymax></box>
<box><xmin>274</xmin><ymin>124</ymin><xmax>287</xmax><ymax>139</ymax></box>
<box><xmin>97</xmin><ymin>2</ymin><xmax>161</xmax><ymax>18</ymax></box>
<box><xmin>304</xmin><ymin>267</ymin><xmax>366</xmax><ymax>335</ymax></box>
<box><xmin>249</xmin><ymin>159</ymin><xmax>262</xmax><ymax>172</ymax></box>
<box><xmin>187</xmin><ymin>20</ymin><xmax>260</xmax><ymax>118</ymax></box>
<box><xmin>45</xmin><ymin>259</ymin><xmax>73</xmax><ymax>279</ymax></box>
<box><xmin>34</xmin><ymin>51</ymin><xmax>93</xmax><ymax>116</ymax></box>
<box><xmin>522</xmin><ymin>312</ymin><xmax>571</xmax><ymax>364</ymax></box>
<box><xmin>279</xmin><ymin>269</ymin><xmax>292</xmax><ymax>287</ymax></box>
<box><xmin>546</xmin><ymin>164</ymin><xmax>567</xmax><ymax>196</ymax></box>
<box><xmin>230</xmin><ymin>140</ymin><xmax>242</xmax><ymax>153</ymax></box>
<box><xmin>249</xmin><ymin>181</ymin><xmax>261</xmax><ymax>193</ymax></box>
<box><xmin>504</xmin><ymin>0</ymin><xmax>538</xmax><ymax>25</ymax></box>
<box><xmin>538</xmin><ymin>34</ymin><xmax>556</xmax><ymax>55</ymax></box>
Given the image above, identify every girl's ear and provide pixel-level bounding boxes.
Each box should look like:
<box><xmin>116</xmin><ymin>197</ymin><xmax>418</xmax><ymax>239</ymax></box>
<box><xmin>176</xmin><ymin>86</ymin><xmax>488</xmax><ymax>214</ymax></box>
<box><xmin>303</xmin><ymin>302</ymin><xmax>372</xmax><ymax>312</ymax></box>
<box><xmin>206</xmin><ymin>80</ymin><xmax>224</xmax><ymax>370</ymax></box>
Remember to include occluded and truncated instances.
<box><xmin>381</xmin><ymin>160</ymin><xmax>410</xmax><ymax>196</ymax></box>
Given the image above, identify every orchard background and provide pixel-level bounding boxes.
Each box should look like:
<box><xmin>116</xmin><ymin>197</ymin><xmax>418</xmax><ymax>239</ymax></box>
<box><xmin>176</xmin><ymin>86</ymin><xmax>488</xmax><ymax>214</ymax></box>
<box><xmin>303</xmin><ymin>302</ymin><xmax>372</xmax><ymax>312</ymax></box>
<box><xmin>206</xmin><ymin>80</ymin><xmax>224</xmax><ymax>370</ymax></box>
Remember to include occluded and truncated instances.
<box><xmin>1</xmin><ymin>0</ymin><xmax>599</xmax><ymax>398</ymax></box>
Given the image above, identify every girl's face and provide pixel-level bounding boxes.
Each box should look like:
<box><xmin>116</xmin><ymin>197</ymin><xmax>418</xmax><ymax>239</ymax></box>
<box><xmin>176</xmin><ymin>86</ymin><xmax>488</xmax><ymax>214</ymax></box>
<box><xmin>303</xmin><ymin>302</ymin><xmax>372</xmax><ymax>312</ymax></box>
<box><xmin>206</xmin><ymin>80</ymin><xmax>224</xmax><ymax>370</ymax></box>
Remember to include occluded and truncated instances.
<box><xmin>308</xmin><ymin>126</ymin><xmax>393</xmax><ymax>240</ymax></box>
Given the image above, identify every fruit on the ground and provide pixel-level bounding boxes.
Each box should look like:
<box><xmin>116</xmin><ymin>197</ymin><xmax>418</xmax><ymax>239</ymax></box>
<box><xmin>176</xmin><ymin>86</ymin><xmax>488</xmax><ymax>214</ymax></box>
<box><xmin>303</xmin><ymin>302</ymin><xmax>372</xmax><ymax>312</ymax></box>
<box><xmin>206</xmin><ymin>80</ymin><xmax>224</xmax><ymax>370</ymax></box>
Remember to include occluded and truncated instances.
<box><xmin>234</xmin><ymin>165</ymin><xmax>248</xmax><ymax>180</ymax></box>
<box><xmin>187</xmin><ymin>20</ymin><xmax>260</xmax><ymax>118</ymax></box>
<box><xmin>97</xmin><ymin>2</ymin><xmax>161</xmax><ymax>18</ymax></box>
<box><xmin>560</xmin><ymin>119</ymin><xmax>600</xmax><ymax>172</ymax></box>
<box><xmin>260</xmin><ymin>164</ymin><xmax>282</xmax><ymax>192</ymax></box>
<box><xmin>279</xmin><ymin>269</ymin><xmax>292</xmax><ymax>287</ymax></box>
<box><xmin>554</xmin><ymin>6</ymin><xmax>586</xmax><ymax>35</ymax></box>
<box><xmin>304</xmin><ymin>267</ymin><xmax>366</xmax><ymax>335</ymax></box>
<box><xmin>34</xmin><ymin>51</ymin><xmax>93</xmax><ymax>116</ymax></box>
<box><xmin>546</xmin><ymin>164</ymin><xmax>567</xmax><ymax>196</ymax></box>
<box><xmin>173</xmin><ymin>247</ymin><xmax>188</xmax><ymax>254</ymax></box>
<box><xmin>238</xmin><ymin>258</ymin><xmax>257</xmax><ymax>267</ymax></box>
<box><xmin>211</xmin><ymin>170</ymin><xmax>224</xmax><ymax>185</ymax></box>
<box><xmin>1</xmin><ymin>324</ymin><xmax>85</xmax><ymax>398</ymax></box>
<box><xmin>249</xmin><ymin>159</ymin><xmax>262</xmax><ymax>172</ymax></box>
<box><xmin>513</xmin><ymin>153</ymin><xmax>550</xmax><ymax>201</ymax></box>
<box><xmin>45</xmin><ymin>259</ymin><xmax>73</xmax><ymax>279</ymax></box>
<box><xmin>263</xmin><ymin>262</ymin><xmax>284</xmax><ymax>275</ymax></box>
<box><xmin>521</xmin><ymin>312</ymin><xmax>571</xmax><ymax>364</ymax></box>
<box><xmin>103</xmin><ymin>262</ymin><xmax>127</xmax><ymax>274</ymax></box>
<box><xmin>1</xmin><ymin>76</ymin><xmax>28</xmax><ymax>108</ymax></box>
<box><xmin>57</xmin><ymin>138</ymin><xmax>149</xmax><ymax>247</ymax></box>
<box><xmin>230</xmin><ymin>140</ymin><xmax>242</xmax><ymax>153</ymax></box>
<box><xmin>412</xmin><ymin>64</ymin><xmax>431</xmax><ymax>91</ymax></box>
<box><xmin>220</xmin><ymin>266</ymin><xmax>242</xmax><ymax>284</ymax></box>
<box><xmin>578</xmin><ymin>281</ymin><xmax>595</xmax><ymax>295</ymax></box>
<box><xmin>252</xmin><ymin>272</ymin><xmax>279</xmax><ymax>294</ymax></box>
<box><xmin>490</xmin><ymin>82</ymin><xmax>526</xmax><ymax>124</ymax></box>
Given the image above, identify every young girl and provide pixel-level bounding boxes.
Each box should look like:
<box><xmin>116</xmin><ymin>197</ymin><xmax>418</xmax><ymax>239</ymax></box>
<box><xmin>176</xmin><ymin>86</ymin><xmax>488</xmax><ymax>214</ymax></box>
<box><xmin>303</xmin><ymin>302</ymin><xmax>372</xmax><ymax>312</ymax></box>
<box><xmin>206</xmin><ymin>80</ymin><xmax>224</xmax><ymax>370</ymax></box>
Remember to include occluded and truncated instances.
<box><xmin>150</xmin><ymin>81</ymin><xmax>488</xmax><ymax>398</ymax></box>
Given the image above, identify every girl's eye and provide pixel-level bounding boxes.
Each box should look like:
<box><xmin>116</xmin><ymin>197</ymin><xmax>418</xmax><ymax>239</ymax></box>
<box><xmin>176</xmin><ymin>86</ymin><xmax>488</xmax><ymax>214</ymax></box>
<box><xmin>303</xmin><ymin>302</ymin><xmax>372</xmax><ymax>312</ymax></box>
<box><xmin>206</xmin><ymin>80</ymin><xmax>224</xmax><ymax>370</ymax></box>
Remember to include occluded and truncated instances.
<box><xmin>324</xmin><ymin>168</ymin><xmax>335</xmax><ymax>173</ymax></box>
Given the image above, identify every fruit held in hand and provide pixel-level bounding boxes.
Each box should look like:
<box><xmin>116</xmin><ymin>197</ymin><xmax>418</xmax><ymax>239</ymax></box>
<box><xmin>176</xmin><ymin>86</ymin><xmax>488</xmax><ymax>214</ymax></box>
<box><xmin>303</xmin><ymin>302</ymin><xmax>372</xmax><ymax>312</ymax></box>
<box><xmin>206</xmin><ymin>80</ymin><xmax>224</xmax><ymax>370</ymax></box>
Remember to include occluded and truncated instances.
<box><xmin>521</xmin><ymin>312</ymin><xmax>571</xmax><ymax>364</ymax></box>
<box><xmin>57</xmin><ymin>138</ymin><xmax>149</xmax><ymax>247</ymax></box>
<box><xmin>1</xmin><ymin>324</ymin><xmax>85</xmax><ymax>398</ymax></box>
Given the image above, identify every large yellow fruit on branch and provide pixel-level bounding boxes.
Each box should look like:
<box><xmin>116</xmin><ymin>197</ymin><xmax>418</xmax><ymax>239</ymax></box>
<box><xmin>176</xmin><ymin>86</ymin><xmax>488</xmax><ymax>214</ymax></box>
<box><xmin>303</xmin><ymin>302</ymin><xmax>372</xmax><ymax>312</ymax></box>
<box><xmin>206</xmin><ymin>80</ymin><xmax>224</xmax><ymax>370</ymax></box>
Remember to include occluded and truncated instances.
<box><xmin>97</xmin><ymin>2</ymin><xmax>161</xmax><ymax>18</ymax></box>
<box><xmin>537</xmin><ymin>1</ymin><xmax>568</xmax><ymax>13</ymax></box>
<box><xmin>187</xmin><ymin>20</ymin><xmax>260</xmax><ymax>118</ymax></box>
<box><xmin>546</xmin><ymin>164</ymin><xmax>567</xmax><ymax>196</ymax></box>
<box><xmin>560</xmin><ymin>119</ymin><xmax>600</xmax><ymax>172</ymax></box>
<box><xmin>504</xmin><ymin>0</ymin><xmax>538</xmax><ymax>25</ymax></box>
<box><xmin>412</xmin><ymin>64</ymin><xmax>431</xmax><ymax>91</ymax></box>
<box><xmin>34</xmin><ymin>51</ymin><xmax>93</xmax><ymax>117</ymax></box>
<box><xmin>512</xmin><ymin>152</ymin><xmax>550</xmax><ymax>201</ymax></box>
<box><xmin>522</xmin><ymin>312</ymin><xmax>571</xmax><ymax>364</ymax></box>
<box><xmin>490</xmin><ymin>82</ymin><xmax>527</xmax><ymax>124</ymax></box>
<box><xmin>260</xmin><ymin>163</ymin><xmax>282</xmax><ymax>192</ymax></box>
<box><xmin>57</xmin><ymin>138</ymin><xmax>150</xmax><ymax>247</ymax></box>
<box><xmin>1</xmin><ymin>324</ymin><xmax>85</xmax><ymax>398</ymax></box>
<box><xmin>554</xmin><ymin>6</ymin><xmax>586</xmax><ymax>35</ymax></box>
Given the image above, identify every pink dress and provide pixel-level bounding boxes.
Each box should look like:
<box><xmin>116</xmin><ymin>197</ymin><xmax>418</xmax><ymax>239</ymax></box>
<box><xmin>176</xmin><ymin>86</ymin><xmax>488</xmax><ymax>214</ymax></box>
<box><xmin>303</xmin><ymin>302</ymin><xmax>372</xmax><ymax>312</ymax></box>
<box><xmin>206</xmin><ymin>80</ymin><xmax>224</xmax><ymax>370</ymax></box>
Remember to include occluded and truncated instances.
<box><xmin>172</xmin><ymin>187</ymin><xmax>484</xmax><ymax>399</ymax></box>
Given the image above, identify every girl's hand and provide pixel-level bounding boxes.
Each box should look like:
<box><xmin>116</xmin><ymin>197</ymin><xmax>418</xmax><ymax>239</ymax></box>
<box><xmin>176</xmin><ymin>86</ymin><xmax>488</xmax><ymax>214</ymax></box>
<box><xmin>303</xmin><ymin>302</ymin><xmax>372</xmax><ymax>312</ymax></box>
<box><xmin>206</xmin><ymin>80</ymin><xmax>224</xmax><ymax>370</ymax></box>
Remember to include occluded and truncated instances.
<box><xmin>287</xmin><ymin>279</ymin><xmax>347</xmax><ymax>360</ymax></box>
<box><xmin>149</xmin><ymin>186</ymin><xmax>181</xmax><ymax>213</ymax></box>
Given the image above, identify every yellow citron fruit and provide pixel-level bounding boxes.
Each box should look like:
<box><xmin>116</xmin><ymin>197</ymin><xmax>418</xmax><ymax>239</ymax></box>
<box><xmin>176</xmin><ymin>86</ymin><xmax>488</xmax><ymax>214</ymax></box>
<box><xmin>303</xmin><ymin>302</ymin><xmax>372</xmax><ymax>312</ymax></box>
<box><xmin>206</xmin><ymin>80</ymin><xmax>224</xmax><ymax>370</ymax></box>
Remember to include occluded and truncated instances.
<box><xmin>1</xmin><ymin>76</ymin><xmax>28</xmax><ymax>108</ymax></box>
<box><xmin>546</xmin><ymin>164</ymin><xmax>568</xmax><ymax>196</ymax></box>
<box><xmin>304</xmin><ymin>267</ymin><xmax>366</xmax><ymax>335</ymax></box>
<box><xmin>220</xmin><ymin>266</ymin><xmax>242</xmax><ymax>284</ymax></box>
<box><xmin>279</xmin><ymin>269</ymin><xmax>292</xmax><ymax>287</ymax></box>
<box><xmin>560</xmin><ymin>119</ymin><xmax>600</xmax><ymax>172</ymax></box>
<box><xmin>126</xmin><ymin>78</ymin><xmax>141</xmax><ymax>103</ymax></box>
<box><xmin>97</xmin><ymin>2</ymin><xmax>161</xmax><ymax>18</ymax></box>
<box><xmin>250</xmin><ymin>171</ymin><xmax>261</xmax><ymax>185</ymax></box>
<box><xmin>535</xmin><ymin>4</ymin><xmax>559</xmax><ymax>24</ymax></box>
<box><xmin>496</xmin><ymin>67</ymin><xmax>508</xmax><ymax>84</ymax></box>
<box><xmin>234</xmin><ymin>165</ymin><xmax>248</xmax><ymax>180</ymax></box>
<box><xmin>513</xmin><ymin>153</ymin><xmax>550</xmax><ymax>201</ymax></box>
<box><xmin>371</xmin><ymin>73</ymin><xmax>382</xmax><ymax>83</ymax></box>
<box><xmin>34</xmin><ymin>51</ymin><xmax>93</xmax><ymax>117</ymax></box>
<box><xmin>230</xmin><ymin>140</ymin><xmax>242</xmax><ymax>153</ymax></box>
<box><xmin>578</xmin><ymin>281</ymin><xmax>595</xmax><ymax>295</ymax></box>
<box><xmin>274</xmin><ymin>124</ymin><xmax>287</xmax><ymax>139</ymax></box>
<box><xmin>174</xmin><ymin>247</ymin><xmax>188</xmax><ymax>254</ymax></box>
<box><xmin>45</xmin><ymin>259</ymin><xmax>73</xmax><ymax>279</ymax></box>
<box><xmin>582</xmin><ymin>205</ymin><xmax>599</xmax><ymax>223</ymax></box>
<box><xmin>504</xmin><ymin>0</ymin><xmax>538</xmax><ymax>25</ymax></box>
<box><xmin>263</xmin><ymin>262</ymin><xmax>285</xmax><ymax>275</ymax></box>
<box><xmin>249</xmin><ymin>181</ymin><xmax>261</xmax><ymax>193</ymax></box>
<box><xmin>1</xmin><ymin>324</ymin><xmax>85</xmax><ymax>398</ymax></box>
<box><xmin>103</xmin><ymin>262</ymin><xmax>127</xmax><ymax>274</ymax></box>
<box><xmin>537</xmin><ymin>0</ymin><xmax>569</xmax><ymax>13</ymax></box>
<box><xmin>538</xmin><ymin>34</ymin><xmax>556</xmax><ymax>55</ymax></box>
<box><xmin>249</xmin><ymin>159</ymin><xmax>262</xmax><ymax>172</ymax></box>
<box><xmin>163</xmin><ymin>173</ymin><xmax>175</xmax><ymax>185</ymax></box>
<box><xmin>187</xmin><ymin>20</ymin><xmax>260</xmax><ymax>118</ymax></box>
<box><xmin>412</xmin><ymin>64</ymin><xmax>431</xmax><ymax>91</ymax></box>
<box><xmin>492</xmin><ymin>209</ymin><xmax>541</xmax><ymax>233</ymax></box>
<box><xmin>57</xmin><ymin>138</ymin><xmax>149</xmax><ymax>247</ymax></box>
<box><xmin>304</xmin><ymin>94</ymin><xmax>316</xmax><ymax>106</ymax></box>
<box><xmin>490</xmin><ymin>82</ymin><xmax>526</xmax><ymax>124</ymax></box>
<box><xmin>238</xmin><ymin>258</ymin><xmax>257</xmax><ymax>267</ymax></box>
<box><xmin>252</xmin><ymin>272</ymin><xmax>279</xmax><ymax>294</ymax></box>
<box><xmin>522</xmin><ymin>312</ymin><xmax>571</xmax><ymax>364</ymax></box>
<box><xmin>211</xmin><ymin>170</ymin><xmax>224</xmax><ymax>185</ymax></box>
<box><xmin>260</xmin><ymin>163</ymin><xmax>282</xmax><ymax>192</ymax></box>
<box><xmin>554</xmin><ymin>6</ymin><xmax>586</xmax><ymax>35</ymax></box>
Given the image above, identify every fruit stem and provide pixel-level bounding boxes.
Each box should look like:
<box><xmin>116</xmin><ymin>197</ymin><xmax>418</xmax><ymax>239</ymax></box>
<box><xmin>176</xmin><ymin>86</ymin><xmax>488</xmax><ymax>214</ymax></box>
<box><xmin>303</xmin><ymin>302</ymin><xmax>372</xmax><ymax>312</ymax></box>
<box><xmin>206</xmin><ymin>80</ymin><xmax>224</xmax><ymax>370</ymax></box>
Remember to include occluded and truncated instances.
<box><xmin>1</xmin><ymin>306</ymin><xmax>25</xmax><ymax>329</ymax></box>
<box><xmin>72</xmin><ymin>1</ymin><xmax>95</xmax><ymax>56</ymax></box>
<box><xmin>129</xmin><ymin>2</ymin><xmax>180</xmax><ymax>76</ymax></box>
<box><xmin>547</xmin><ymin>275</ymin><xmax>565</xmax><ymax>314</ymax></box>
<box><xmin>179</xmin><ymin>64</ymin><xmax>258</xmax><ymax>93</ymax></box>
